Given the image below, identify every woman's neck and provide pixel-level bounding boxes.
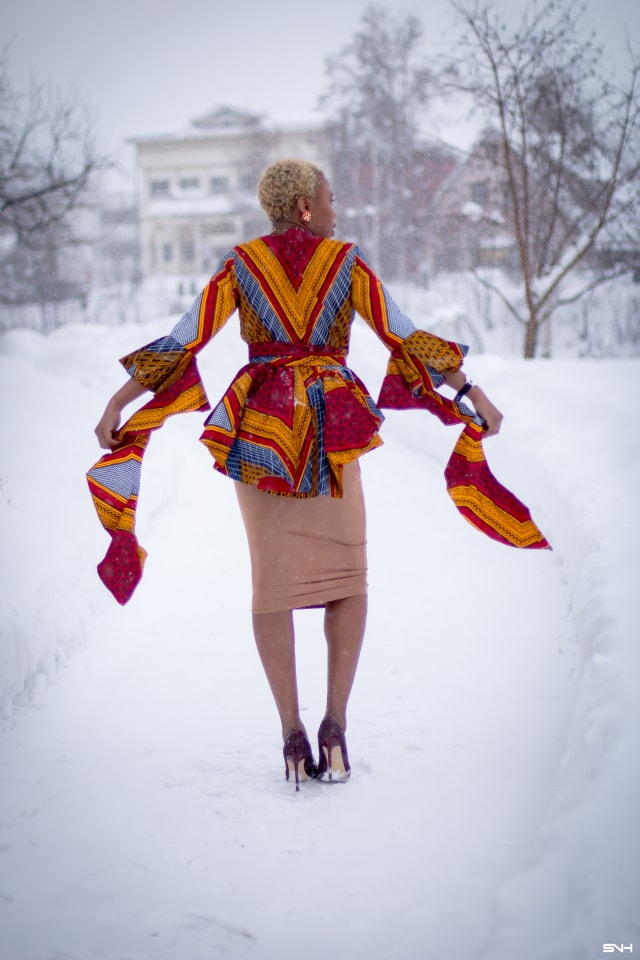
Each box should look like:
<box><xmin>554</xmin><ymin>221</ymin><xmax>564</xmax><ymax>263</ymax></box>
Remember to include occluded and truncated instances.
<box><xmin>270</xmin><ymin>219</ymin><xmax>315</xmax><ymax>236</ymax></box>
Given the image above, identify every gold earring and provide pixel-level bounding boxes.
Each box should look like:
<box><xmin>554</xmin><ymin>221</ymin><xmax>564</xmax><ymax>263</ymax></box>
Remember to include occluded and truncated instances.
<box><xmin>301</xmin><ymin>210</ymin><xmax>311</xmax><ymax>223</ymax></box>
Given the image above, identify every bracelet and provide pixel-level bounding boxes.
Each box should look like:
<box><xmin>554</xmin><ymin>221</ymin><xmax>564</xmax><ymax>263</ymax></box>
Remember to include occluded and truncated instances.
<box><xmin>454</xmin><ymin>379</ymin><xmax>475</xmax><ymax>404</ymax></box>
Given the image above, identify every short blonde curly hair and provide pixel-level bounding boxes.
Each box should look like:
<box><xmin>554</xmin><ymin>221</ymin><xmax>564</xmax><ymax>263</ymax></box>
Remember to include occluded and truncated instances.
<box><xmin>258</xmin><ymin>159</ymin><xmax>323</xmax><ymax>224</ymax></box>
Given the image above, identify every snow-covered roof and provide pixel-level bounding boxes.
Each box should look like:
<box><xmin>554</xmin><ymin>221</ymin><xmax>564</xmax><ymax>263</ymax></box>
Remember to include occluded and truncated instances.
<box><xmin>144</xmin><ymin>193</ymin><xmax>260</xmax><ymax>219</ymax></box>
<box><xmin>129</xmin><ymin>105</ymin><xmax>327</xmax><ymax>145</ymax></box>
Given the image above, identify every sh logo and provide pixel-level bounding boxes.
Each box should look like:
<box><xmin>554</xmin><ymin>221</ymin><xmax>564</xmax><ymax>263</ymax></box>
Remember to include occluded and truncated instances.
<box><xmin>603</xmin><ymin>948</ymin><xmax>633</xmax><ymax>954</ymax></box>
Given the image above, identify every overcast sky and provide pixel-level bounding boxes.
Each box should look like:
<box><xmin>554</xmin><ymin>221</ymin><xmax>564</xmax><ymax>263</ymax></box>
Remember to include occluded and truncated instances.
<box><xmin>4</xmin><ymin>0</ymin><xmax>639</xmax><ymax>188</ymax></box>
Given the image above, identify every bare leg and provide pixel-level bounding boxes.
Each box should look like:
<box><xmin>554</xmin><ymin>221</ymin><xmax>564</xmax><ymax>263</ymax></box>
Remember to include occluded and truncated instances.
<box><xmin>323</xmin><ymin>593</ymin><xmax>367</xmax><ymax>730</ymax></box>
<box><xmin>252</xmin><ymin>610</ymin><xmax>304</xmax><ymax>740</ymax></box>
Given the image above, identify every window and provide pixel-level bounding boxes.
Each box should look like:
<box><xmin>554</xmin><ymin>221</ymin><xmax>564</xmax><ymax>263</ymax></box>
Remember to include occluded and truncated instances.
<box><xmin>162</xmin><ymin>243</ymin><xmax>173</xmax><ymax>262</ymax></box>
<box><xmin>210</xmin><ymin>176</ymin><xmax>230</xmax><ymax>194</ymax></box>
<box><xmin>179</xmin><ymin>176</ymin><xmax>200</xmax><ymax>191</ymax></box>
<box><xmin>181</xmin><ymin>240</ymin><xmax>195</xmax><ymax>262</ymax></box>
<box><xmin>471</xmin><ymin>181</ymin><xmax>489</xmax><ymax>207</ymax></box>
<box><xmin>477</xmin><ymin>247</ymin><xmax>510</xmax><ymax>268</ymax></box>
<box><xmin>150</xmin><ymin>179</ymin><xmax>170</xmax><ymax>198</ymax></box>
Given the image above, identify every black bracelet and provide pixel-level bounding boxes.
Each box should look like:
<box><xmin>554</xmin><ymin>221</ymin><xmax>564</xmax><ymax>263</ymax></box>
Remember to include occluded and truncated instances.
<box><xmin>454</xmin><ymin>379</ymin><xmax>475</xmax><ymax>404</ymax></box>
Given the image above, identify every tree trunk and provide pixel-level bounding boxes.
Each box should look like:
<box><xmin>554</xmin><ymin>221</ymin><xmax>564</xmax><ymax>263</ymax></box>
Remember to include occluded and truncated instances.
<box><xmin>523</xmin><ymin>309</ymin><xmax>540</xmax><ymax>358</ymax></box>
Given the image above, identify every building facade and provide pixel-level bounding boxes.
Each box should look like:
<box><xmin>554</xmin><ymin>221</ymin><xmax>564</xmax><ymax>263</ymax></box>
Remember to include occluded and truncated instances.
<box><xmin>132</xmin><ymin>107</ymin><xmax>333</xmax><ymax>279</ymax></box>
<box><xmin>422</xmin><ymin>133</ymin><xmax>516</xmax><ymax>276</ymax></box>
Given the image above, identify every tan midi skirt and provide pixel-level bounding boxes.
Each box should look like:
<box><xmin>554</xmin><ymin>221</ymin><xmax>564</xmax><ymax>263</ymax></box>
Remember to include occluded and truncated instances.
<box><xmin>235</xmin><ymin>461</ymin><xmax>367</xmax><ymax>614</ymax></box>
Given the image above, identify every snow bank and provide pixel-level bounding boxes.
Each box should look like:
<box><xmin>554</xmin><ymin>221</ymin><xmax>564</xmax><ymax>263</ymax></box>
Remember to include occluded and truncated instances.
<box><xmin>0</xmin><ymin>316</ymin><xmax>638</xmax><ymax>958</ymax></box>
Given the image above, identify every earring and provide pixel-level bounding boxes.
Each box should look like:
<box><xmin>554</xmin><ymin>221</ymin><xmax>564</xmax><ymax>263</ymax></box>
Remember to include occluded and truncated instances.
<box><xmin>301</xmin><ymin>210</ymin><xmax>311</xmax><ymax>223</ymax></box>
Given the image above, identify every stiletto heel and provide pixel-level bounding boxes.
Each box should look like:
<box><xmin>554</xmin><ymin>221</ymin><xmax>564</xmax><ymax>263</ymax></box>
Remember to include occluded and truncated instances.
<box><xmin>317</xmin><ymin>716</ymin><xmax>351</xmax><ymax>782</ymax></box>
<box><xmin>283</xmin><ymin>730</ymin><xmax>317</xmax><ymax>791</ymax></box>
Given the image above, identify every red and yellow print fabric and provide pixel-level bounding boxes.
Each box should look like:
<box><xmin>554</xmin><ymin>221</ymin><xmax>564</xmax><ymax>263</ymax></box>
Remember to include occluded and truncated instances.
<box><xmin>87</xmin><ymin>230</ymin><xmax>548</xmax><ymax>604</ymax></box>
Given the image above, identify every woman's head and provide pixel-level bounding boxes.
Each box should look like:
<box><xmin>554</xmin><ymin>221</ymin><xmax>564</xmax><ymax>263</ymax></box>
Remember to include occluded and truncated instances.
<box><xmin>258</xmin><ymin>159</ymin><xmax>335</xmax><ymax>238</ymax></box>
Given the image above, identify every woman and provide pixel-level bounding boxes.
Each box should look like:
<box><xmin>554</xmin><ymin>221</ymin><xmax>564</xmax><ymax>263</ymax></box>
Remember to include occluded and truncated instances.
<box><xmin>92</xmin><ymin>159</ymin><xmax>514</xmax><ymax>790</ymax></box>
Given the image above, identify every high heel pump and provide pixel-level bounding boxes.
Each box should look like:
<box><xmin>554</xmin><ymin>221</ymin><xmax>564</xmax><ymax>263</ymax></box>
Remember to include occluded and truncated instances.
<box><xmin>283</xmin><ymin>730</ymin><xmax>317</xmax><ymax>791</ymax></box>
<box><xmin>316</xmin><ymin>715</ymin><xmax>351</xmax><ymax>782</ymax></box>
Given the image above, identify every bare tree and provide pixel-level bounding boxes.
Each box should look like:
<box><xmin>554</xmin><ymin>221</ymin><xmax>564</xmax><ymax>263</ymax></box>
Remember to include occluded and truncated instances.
<box><xmin>321</xmin><ymin>5</ymin><xmax>436</xmax><ymax>278</ymax></box>
<box><xmin>448</xmin><ymin>0</ymin><xmax>640</xmax><ymax>357</ymax></box>
<box><xmin>0</xmin><ymin>55</ymin><xmax>111</xmax><ymax>306</ymax></box>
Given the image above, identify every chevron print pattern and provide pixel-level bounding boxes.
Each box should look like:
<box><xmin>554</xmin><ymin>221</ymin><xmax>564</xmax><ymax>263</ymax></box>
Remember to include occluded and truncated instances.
<box><xmin>87</xmin><ymin>228</ymin><xmax>548</xmax><ymax>604</ymax></box>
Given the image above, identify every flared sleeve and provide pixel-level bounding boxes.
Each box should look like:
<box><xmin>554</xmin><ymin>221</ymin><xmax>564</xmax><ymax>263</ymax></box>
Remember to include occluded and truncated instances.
<box><xmin>86</xmin><ymin>253</ymin><xmax>239</xmax><ymax>605</ymax></box>
<box><xmin>350</xmin><ymin>248</ymin><xmax>550</xmax><ymax>554</ymax></box>
<box><xmin>120</xmin><ymin>254</ymin><xmax>238</xmax><ymax>394</ymax></box>
<box><xmin>350</xmin><ymin>252</ymin><xmax>467</xmax><ymax>395</ymax></box>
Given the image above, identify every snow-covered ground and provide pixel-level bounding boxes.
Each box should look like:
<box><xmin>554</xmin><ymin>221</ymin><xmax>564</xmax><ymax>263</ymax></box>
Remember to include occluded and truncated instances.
<box><xmin>0</xmin><ymin>307</ymin><xmax>639</xmax><ymax>960</ymax></box>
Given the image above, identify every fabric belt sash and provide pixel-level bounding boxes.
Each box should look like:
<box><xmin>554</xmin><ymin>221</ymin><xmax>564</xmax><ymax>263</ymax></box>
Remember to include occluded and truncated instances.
<box><xmin>248</xmin><ymin>342</ymin><xmax>346</xmax><ymax>365</ymax></box>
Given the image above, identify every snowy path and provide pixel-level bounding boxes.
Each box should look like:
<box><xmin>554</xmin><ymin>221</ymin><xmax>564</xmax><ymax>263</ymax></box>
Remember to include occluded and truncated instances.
<box><xmin>1</xmin><ymin>323</ymin><xmax>638</xmax><ymax>959</ymax></box>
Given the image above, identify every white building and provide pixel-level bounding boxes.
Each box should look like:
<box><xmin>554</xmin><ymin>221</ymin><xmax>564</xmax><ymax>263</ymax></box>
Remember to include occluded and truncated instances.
<box><xmin>132</xmin><ymin>106</ymin><xmax>333</xmax><ymax>279</ymax></box>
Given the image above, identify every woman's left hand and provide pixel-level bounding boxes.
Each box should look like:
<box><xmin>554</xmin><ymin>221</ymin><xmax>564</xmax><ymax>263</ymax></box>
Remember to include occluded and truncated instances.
<box><xmin>468</xmin><ymin>386</ymin><xmax>503</xmax><ymax>438</ymax></box>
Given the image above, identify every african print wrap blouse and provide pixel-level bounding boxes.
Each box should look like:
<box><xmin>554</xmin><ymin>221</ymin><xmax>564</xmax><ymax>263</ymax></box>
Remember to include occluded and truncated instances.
<box><xmin>121</xmin><ymin>231</ymin><xmax>466</xmax><ymax>496</ymax></box>
<box><xmin>87</xmin><ymin>229</ymin><xmax>549</xmax><ymax>604</ymax></box>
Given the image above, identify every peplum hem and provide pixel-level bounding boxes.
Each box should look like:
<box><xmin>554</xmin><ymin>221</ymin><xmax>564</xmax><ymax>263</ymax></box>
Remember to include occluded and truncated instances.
<box><xmin>200</xmin><ymin>342</ymin><xmax>384</xmax><ymax>498</ymax></box>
